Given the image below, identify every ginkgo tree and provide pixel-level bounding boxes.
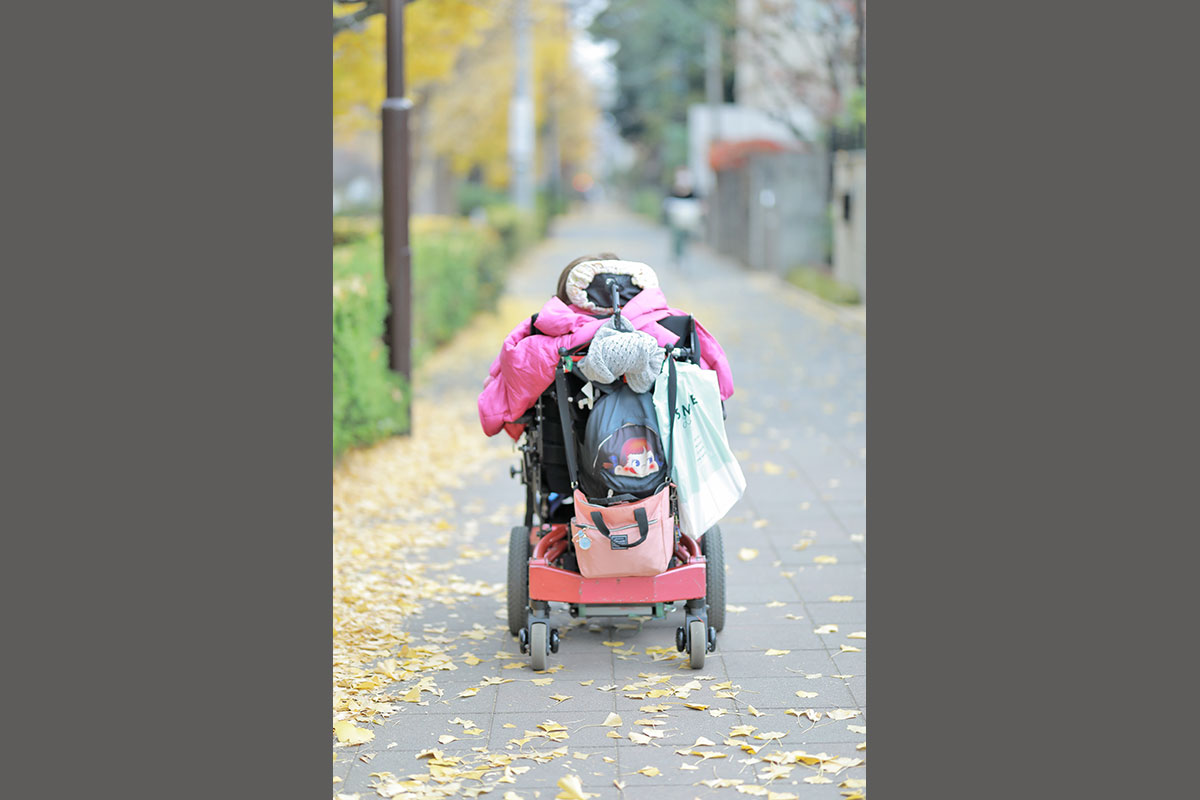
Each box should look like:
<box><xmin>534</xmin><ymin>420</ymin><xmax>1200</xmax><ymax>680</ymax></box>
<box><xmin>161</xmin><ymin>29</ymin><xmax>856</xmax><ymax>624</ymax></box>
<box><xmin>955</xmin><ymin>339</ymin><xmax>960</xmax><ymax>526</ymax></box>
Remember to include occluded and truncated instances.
<box><xmin>333</xmin><ymin>0</ymin><xmax>496</xmax><ymax>144</ymax></box>
<box><xmin>333</xmin><ymin>0</ymin><xmax>595</xmax><ymax>188</ymax></box>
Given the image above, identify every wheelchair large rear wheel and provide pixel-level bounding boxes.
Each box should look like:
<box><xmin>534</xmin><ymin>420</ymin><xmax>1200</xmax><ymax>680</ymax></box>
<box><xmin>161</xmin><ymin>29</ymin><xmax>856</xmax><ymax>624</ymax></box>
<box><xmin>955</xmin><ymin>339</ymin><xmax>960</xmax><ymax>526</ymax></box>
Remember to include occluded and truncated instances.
<box><xmin>702</xmin><ymin>525</ymin><xmax>726</xmax><ymax>632</ymax></box>
<box><xmin>507</xmin><ymin>526</ymin><xmax>531</xmax><ymax>635</ymax></box>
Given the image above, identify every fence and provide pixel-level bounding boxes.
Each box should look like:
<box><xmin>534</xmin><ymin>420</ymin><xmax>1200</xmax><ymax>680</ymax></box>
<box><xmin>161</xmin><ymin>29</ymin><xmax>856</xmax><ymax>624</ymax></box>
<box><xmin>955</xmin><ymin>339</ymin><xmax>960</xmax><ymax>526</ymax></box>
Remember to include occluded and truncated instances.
<box><xmin>711</xmin><ymin>148</ymin><xmax>830</xmax><ymax>274</ymax></box>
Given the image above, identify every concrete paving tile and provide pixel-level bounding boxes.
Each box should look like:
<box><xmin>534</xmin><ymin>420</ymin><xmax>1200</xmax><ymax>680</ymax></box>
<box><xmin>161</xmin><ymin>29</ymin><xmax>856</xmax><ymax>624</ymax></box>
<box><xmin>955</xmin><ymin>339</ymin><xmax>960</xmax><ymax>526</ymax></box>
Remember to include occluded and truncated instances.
<box><xmin>359</xmin><ymin>710</ymin><xmax>496</xmax><ymax>752</ymax></box>
<box><xmin>493</xmin><ymin>677</ymin><xmax>618</xmax><ymax>713</ymax></box>
<box><xmin>845</xmin><ymin>675</ymin><xmax>866</xmax><ymax>706</ymax></box>
<box><xmin>825</xmin><ymin>649</ymin><xmax>865</xmax><ymax>675</ymax></box>
<box><xmin>724</xmin><ymin>675</ymin><xmax>858</xmax><ymax>710</ymax></box>
<box><xmin>487</xmin><ymin>710</ymin><xmax>630</xmax><ymax>749</ymax></box>
<box><xmin>775</xmin><ymin>542</ymin><xmax>865</xmax><ymax>565</ymax></box>
<box><xmin>717</xmin><ymin>649</ymin><xmax>839</xmax><ymax>679</ymax></box>
<box><xmin>802</xmin><ymin>602</ymin><xmax>866</xmax><ymax>624</ymax></box>
<box><xmin>502</xmin><ymin>746</ymin><xmax>622</xmax><ymax>788</ymax></box>
<box><xmin>712</xmin><ymin>622</ymin><xmax>827</xmax><ymax>652</ymax></box>
<box><xmin>725</xmin><ymin>580</ymin><xmax>801</xmax><ymax>604</ymax></box>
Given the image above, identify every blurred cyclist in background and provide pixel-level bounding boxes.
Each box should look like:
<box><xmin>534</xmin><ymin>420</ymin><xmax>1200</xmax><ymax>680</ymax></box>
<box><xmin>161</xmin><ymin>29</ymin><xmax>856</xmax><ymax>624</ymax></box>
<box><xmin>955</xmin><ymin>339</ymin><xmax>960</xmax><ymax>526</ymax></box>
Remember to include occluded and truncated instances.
<box><xmin>663</xmin><ymin>168</ymin><xmax>702</xmax><ymax>269</ymax></box>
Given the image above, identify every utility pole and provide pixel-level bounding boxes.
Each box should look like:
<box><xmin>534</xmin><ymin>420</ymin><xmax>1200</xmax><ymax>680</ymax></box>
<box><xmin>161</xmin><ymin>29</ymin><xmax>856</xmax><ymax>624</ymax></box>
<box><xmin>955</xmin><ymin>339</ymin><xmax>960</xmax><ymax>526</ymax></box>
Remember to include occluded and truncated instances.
<box><xmin>705</xmin><ymin>22</ymin><xmax>722</xmax><ymax>252</ymax></box>
<box><xmin>510</xmin><ymin>0</ymin><xmax>536</xmax><ymax>212</ymax></box>
<box><xmin>382</xmin><ymin>0</ymin><xmax>413</xmax><ymax>428</ymax></box>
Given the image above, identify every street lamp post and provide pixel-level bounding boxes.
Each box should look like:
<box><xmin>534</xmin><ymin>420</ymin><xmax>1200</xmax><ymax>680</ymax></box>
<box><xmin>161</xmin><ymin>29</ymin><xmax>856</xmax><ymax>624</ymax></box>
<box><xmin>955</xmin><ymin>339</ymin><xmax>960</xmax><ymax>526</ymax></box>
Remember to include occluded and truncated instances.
<box><xmin>382</xmin><ymin>0</ymin><xmax>413</xmax><ymax>429</ymax></box>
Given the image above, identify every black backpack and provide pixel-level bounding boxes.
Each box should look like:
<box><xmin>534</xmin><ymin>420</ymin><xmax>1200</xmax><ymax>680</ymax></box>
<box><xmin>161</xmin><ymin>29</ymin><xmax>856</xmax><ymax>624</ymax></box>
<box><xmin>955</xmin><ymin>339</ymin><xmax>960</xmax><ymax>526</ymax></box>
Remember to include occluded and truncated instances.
<box><xmin>579</xmin><ymin>382</ymin><xmax>668</xmax><ymax>500</ymax></box>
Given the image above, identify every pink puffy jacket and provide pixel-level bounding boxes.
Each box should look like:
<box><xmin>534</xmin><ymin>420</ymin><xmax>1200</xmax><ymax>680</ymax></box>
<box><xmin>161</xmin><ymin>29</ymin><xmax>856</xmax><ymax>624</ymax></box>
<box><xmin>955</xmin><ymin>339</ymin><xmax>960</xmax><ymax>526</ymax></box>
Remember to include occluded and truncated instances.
<box><xmin>478</xmin><ymin>287</ymin><xmax>734</xmax><ymax>439</ymax></box>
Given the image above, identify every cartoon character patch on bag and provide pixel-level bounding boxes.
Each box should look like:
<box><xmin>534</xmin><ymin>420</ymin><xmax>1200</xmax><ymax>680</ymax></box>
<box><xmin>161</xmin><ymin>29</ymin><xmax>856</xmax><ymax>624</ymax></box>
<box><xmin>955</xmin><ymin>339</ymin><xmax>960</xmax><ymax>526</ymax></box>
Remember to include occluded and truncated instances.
<box><xmin>611</xmin><ymin>436</ymin><xmax>661</xmax><ymax>478</ymax></box>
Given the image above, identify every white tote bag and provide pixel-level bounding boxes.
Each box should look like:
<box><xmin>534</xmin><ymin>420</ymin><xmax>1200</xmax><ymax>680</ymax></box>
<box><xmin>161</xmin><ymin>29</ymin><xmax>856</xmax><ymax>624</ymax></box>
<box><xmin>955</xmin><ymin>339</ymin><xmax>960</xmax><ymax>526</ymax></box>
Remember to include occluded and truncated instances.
<box><xmin>653</xmin><ymin>357</ymin><xmax>746</xmax><ymax>537</ymax></box>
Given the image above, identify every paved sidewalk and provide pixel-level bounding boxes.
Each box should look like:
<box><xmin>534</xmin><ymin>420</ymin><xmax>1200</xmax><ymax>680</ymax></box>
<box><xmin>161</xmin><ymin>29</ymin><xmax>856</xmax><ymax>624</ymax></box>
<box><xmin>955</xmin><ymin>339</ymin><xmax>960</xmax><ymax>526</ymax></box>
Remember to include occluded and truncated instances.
<box><xmin>333</xmin><ymin>204</ymin><xmax>866</xmax><ymax>799</ymax></box>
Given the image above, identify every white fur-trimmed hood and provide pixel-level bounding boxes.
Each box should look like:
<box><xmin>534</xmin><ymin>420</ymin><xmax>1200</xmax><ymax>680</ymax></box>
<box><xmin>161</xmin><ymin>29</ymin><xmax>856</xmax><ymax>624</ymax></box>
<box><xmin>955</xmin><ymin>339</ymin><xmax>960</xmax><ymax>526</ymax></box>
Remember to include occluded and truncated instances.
<box><xmin>565</xmin><ymin>259</ymin><xmax>659</xmax><ymax>313</ymax></box>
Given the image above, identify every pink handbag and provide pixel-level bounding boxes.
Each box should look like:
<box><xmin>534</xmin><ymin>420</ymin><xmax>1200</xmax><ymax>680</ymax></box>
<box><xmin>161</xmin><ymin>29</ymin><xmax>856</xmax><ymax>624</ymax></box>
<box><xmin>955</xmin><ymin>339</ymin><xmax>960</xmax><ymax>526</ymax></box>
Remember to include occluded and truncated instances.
<box><xmin>570</xmin><ymin>484</ymin><xmax>674</xmax><ymax>578</ymax></box>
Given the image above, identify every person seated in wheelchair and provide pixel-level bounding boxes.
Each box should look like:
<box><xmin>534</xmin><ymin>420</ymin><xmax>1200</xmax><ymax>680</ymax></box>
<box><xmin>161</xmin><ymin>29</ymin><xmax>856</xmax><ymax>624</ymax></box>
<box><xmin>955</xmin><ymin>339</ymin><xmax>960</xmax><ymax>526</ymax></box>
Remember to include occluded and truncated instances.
<box><xmin>477</xmin><ymin>253</ymin><xmax>734</xmax><ymax>444</ymax></box>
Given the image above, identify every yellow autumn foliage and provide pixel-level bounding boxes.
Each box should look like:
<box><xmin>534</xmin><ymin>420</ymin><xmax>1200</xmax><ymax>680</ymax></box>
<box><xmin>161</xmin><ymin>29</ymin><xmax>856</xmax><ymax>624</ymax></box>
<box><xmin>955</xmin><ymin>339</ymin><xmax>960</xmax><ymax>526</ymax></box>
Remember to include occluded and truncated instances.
<box><xmin>333</xmin><ymin>0</ymin><xmax>495</xmax><ymax>143</ymax></box>
<box><xmin>333</xmin><ymin>0</ymin><xmax>595</xmax><ymax>184</ymax></box>
<box><xmin>428</xmin><ymin>0</ymin><xmax>596</xmax><ymax>187</ymax></box>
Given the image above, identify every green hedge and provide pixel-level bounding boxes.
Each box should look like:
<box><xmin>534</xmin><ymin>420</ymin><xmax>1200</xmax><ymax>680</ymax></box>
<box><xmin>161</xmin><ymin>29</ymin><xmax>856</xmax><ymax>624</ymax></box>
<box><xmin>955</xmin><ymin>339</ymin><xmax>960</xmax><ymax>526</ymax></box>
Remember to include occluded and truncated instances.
<box><xmin>333</xmin><ymin>217</ymin><xmax>511</xmax><ymax>460</ymax></box>
<box><xmin>333</xmin><ymin>236</ymin><xmax>410</xmax><ymax>459</ymax></box>
<box><xmin>410</xmin><ymin>217</ymin><xmax>506</xmax><ymax>361</ymax></box>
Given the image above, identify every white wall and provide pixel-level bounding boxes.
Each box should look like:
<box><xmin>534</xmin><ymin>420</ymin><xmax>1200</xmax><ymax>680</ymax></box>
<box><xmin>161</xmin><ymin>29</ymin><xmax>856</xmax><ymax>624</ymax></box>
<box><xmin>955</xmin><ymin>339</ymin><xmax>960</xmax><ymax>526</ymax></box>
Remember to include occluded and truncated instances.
<box><xmin>832</xmin><ymin>149</ymin><xmax>866</xmax><ymax>299</ymax></box>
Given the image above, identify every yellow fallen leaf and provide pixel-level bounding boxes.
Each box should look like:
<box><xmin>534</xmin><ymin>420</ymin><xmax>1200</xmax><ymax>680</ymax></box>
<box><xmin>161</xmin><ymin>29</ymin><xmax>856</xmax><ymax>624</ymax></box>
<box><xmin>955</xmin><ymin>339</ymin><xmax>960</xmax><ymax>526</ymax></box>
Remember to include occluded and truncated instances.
<box><xmin>739</xmin><ymin>548</ymin><xmax>759</xmax><ymax>561</ymax></box>
<box><xmin>753</xmin><ymin>519</ymin><xmax>770</xmax><ymax>529</ymax></box>
<box><xmin>787</xmin><ymin>708</ymin><xmax>822</xmax><ymax>721</ymax></box>
<box><xmin>683</xmin><ymin>703</ymin><xmax>709</xmax><ymax>710</ymax></box>
<box><xmin>814</xmin><ymin>555</ymin><xmax>838</xmax><ymax>565</ymax></box>
<box><xmin>555</xmin><ymin>774</ymin><xmax>594</xmax><ymax>800</ymax></box>
<box><xmin>857</xmin><ymin>742</ymin><xmax>866</xmax><ymax>750</ymax></box>
<box><xmin>747</xmin><ymin>705</ymin><xmax>764</xmax><ymax>717</ymax></box>
<box><xmin>764</xmin><ymin>649</ymin><xmax>790</xmax><ymax>656</ymax></box>
<box><xmin>766</xmin><ymin>600</ymin><xmax>787</xmax><ymax>608</ymax></box>
<box><xmin>803</xmin><ymin>775</ymin><xmax>833</xmax><ymax>784</ymax></box>
<box><xmin>502</xmin><ymin>723</ymin><xmax>516</xmax><ymax>728</ymax></box>
<box><xmin>601</xmin><ymin>641</ymin><xmax>625</xmax><ymax>647</ymax></box>
<box><xmin>762</xmin><ymin>462</ymin><xmax>783</xmax><ymax>475</ymax></box>
<box><xmin>847</xmin><ymin>631</ymin><xmax>866</xmax><ymax>639</ymax></box>
<box><xmin>401</xmin><ymin>687</ymin><xmax>421</xmax><ymax>703</ymax></box>
<box><xmin>437</xmin><ymin>734</ymin><xmax>458</xmax><ymax>745</ymax></box>
<box><xmin>814</xmin><ymin>624</ymin><xmax>839</xmax><ymax>635</ymax></box>
<box><xmin>538</xmin><ymin>721</ymin><xmax>567</xmax><ymax>732</ymax></box>
<box><xmin>635</xmin><ymin>766</ymin><xmax>661</xmax><ymax>777</ymax></box>
<box><xmin>531</xmin><ymin>678</ymin><xmax>554</xmax><ymax>686</ymax></box>
<box><xmin>767</xmin><ymin>793</ymin><xmax>799</xmax><ymax>800</ymax></box>
<box><xmin>729</xmin><ymin>725</ymin><xmax>756</xmax><ymax>737</ymax></box>
<box><xmin>332</xmin><ymin>721</ymin><xmax>374</xmax><ymax>746</ymax></box>
<box><xmin>573</xmin><ymin>752</ymin><xmax>590</xmax><ymax>759</ymax></box>
<box><xmin>606</xmin><ymin>730</ymin><xmax>622</xmax><ymax>739</ymax></box>
<box><xmin>601</xmin><ymin>712</ymin><xmax>622</xmax><ymax>726</ymax></box>
<box><xmin>828</xmin><ymin>709</ymin><xmax>862</xmax><ymax>720</ymax></box>
<box><xmin>699</xmin><ymin>778</ymin><xmax>744</xmax><ymax>788</ymax></box>
<box><xmin>579</xmin><ymin>680</ymin><xmax>595</xmax><ymax>686</ymax></box>
<box><xmin>629</xmin><ymin>732</ymin><xmax>652</xmax><ymax>744</ymax></box>
<box><xmin>839</xmin><ymin>644</ymin><xmax>862</xmax><ymax>653</ymax></box>
<box><xmin>457</xmin><ymin>687</ymin><xmax>479</xmax><ymax>698</ymax></box>
<box><xmin>503</xmin><ymin>792</ymin><xmax>526</xmax><ymax>800</ymax></box>
<box><xmin>754</xmin><ymin>731</ymin><xmax>787</xmax><ymax>741</ymax></box>
<box><xmin>462</xmin><ymin>654</ymin><xmax>482</xmax><ymax>666</ymax></box>
<box><xmin>549</xmin><ymin>694</ymin><xmax>572</xmax><ymax>703</ymax></box>
<box><xmin>828</xmin><ymin>595</ymin><xmax>854</xmax><ymax>602</ymax></box>
<box><xmin>847</xmin><ymin>724</ymin><xmax>866</xmax><ymax>734</ymax></box>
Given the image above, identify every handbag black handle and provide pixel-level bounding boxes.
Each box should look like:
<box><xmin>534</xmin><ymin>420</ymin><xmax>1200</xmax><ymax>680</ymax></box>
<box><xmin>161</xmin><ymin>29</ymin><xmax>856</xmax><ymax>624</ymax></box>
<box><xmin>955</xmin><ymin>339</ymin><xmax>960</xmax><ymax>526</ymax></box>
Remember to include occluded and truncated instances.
<box><xmin>589</xmin><ymin>507</ymin><xmax>650</xmax><ymax>550</ymax></box>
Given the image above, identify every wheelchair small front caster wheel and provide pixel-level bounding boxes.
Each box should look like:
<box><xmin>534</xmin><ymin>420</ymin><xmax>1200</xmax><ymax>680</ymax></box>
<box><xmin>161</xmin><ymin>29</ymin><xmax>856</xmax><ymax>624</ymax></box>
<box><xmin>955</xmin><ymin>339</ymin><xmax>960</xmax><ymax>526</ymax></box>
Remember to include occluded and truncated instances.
<box><xmin>707</xmin><ymin>626</ymin><xmax>718</xmax><ymax>653</ymax></box>
<box><xmin>675</xmin><ymin>626</ymin><xmax>687</xmax><ymax>652</ymax></box>
<box><xmin>549</xmin><ymin>628</ymin><xmax>560</xmax><ymax>653</ymax></box>
<box><xmin>518</xmin><ymin>627</ymin><xmax>529</xmax><ymax>654</ymax></box>
<box><xmin>530</xmin><ymin>622</ymin><xmax>549</xmax><ymax>671</ymax></box>
<box><xmin>686</xmin><ymin>619</ymin><xmax>706</xmax><ymax>669</ymax></box>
